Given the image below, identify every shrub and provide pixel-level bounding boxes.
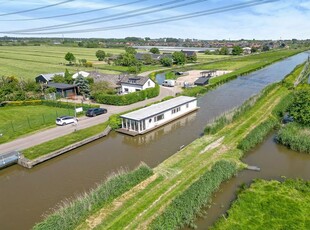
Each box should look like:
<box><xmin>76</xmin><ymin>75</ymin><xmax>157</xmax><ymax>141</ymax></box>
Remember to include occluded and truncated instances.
<box><xmin>288</xmin><ymin>89</ymin><xmax>310</xmax><ymax>126</ymax></box>
<box><xmin>272</xmin><ymin>92</ymin><xmax>294</xmax><ymax>119</ymax></box>
<box><xmin>238</xmin><ymin>118</ymin><xmax>279</xmax><ymax>152</ymax></box>
<box><xmin>150</xmin><ymin>160</ymin><xmax>237</xmax><ymax>230</ymax></box>
<box><xmin>276</xmin><ymin>122</ymin><xmax>310</xmax><ymax>153</ymax></box>
<box><xmin>34</xmin><ymin>164</ymin><xmax>153</xmax><ymax>230</ymax></box>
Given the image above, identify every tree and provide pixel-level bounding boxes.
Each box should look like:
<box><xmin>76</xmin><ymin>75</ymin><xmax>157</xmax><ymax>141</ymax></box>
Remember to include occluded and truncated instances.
<box><xmin>288</xmin><ymin>89</ymin><xmax>310</xmax><ymax>126</ymax></box>
<box><xmin>160</xmin><ymin>57</ymin><xmax>173</xmax><ymax>67</ymax></box>
<box><xmin>172</xmin><ymin>51</ymin><xmax>186</xmax><ymax>65</ymax></box>
<box><xmin>251</xmin><ymin>47</ymin><xmax>258</xmax><ymax>53</ymax></box>
<box><xmin>65</xmin><ymin>52</ymin><xmax>76</xmax><ymax>65</ymax></box>
<box><xmin>142</xmin><ymin>54</ymin><xmax>153</xmax><ymax>65</ymax></box>
<box><xmin>53</xmin><ymin>74</ymin><xmax>66</xmax><ymax>83</ymax></box>
<box><xmin>219</xmin><ymin>47</ymin><xmax>229</xmax><ymax>55</ymax></box>
<box><xmin>150</xmin><ymin>47</ymin><xmax>160</xmax><ymax>54</ymax></box>
<box><xmin>64</xmin><ymin>69</ymin><xmax>73</xmax><ymax>84</ymax></box>
<box><xmin>115</xmin><ymin>52</ymin><xmax>137</xmax><ymax>66</ymax></box>
<box><xmin>187</xmin><ymin>53</ymin><xmax>197</xmax><ymax>62</ymax></box>
<box><xmin>125</xmin><ymin>46</ymin><xmax>137</xmax><ymax>54</ymax></box>
<box><xmin>232</xmin><ymin>46</ymin><xmax>243</xmax><ymax>55</ymax></box>
<box><xmin>96</xmin><ymin>50</ymin><xmax>106</xmax><ymax>61</ymax></box>
<box><xmin>262</xmin><ymin>45</ymin><xmax>270</xmax><ymax>52</ymax></box>
<box><xmin>74</xmin><ymin>74</ymin><xmax>90</xmax><ymax>99</ymax></box>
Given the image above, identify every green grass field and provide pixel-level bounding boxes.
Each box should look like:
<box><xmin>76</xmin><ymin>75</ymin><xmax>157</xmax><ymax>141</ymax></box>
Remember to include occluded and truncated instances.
<box><xmin>0</xmin><ymin>46</ymin><xmax>125</xmax><ymax>79</ymax></box>
<box><xmin>0</xmin><ymin>105</ymin><xmax>76</xmax><ymax>144</ymax></box>
<box><xmin>212</xmin><ymin>179</ymin><xmax>310</xmax><ymax>230</ymax></box>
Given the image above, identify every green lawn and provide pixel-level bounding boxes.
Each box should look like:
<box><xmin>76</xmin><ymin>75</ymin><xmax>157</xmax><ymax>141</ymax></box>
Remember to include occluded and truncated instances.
<box><xmin>212</xmin><ymin>179</ymin><xmax>310</xmax><ymax>230</ymax></box>
<box><xmin>0</xmin><ymin>105</ymin><xmax>76</xmax><ymax>144</ymax></box>
<box><xmin>0</xmin><ymin>46</ymin><xmax>125</xmax><ymax>79</ymax></box>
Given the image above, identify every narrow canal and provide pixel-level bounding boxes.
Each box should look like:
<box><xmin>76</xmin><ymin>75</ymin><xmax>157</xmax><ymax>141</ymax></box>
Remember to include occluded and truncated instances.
<box><xmin>0</xmin><ymin>52</ymin><xmax>309</xmax><ymax>230</ymax></box>
<box><xmin>192</xmin><ymin>133</ymin><xmax>310</xmax><ymax>230</ymax></box>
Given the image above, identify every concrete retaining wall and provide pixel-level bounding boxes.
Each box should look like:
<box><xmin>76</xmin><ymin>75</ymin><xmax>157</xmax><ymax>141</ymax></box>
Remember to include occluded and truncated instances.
<box><xmin>18</xmin><ymin>126</ymin><xmax>112</xmax><ymax>169</ymax></box>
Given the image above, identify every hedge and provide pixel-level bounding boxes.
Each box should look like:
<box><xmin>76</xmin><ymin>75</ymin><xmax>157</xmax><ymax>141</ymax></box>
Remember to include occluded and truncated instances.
<box><xmin>93</xmin><ymin>84</ymin><xmax>160</xmax><ymax>105</ymax></box>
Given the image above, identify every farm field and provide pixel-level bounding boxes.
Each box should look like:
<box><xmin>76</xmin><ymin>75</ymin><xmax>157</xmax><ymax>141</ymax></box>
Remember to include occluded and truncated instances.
<box><xmin>0</xmin><ymin>105</ymin><xmax>76</xmax><ymax>144</ymax></box>
<box><xmin>212</xmin><ymin>179</ymin><xmax>310</xmax><ymax>230</ymax></box>
<box><xmin>0</xmin><ymin>46</ymin><xmax>125</xmax><ymax>79</ymax></box>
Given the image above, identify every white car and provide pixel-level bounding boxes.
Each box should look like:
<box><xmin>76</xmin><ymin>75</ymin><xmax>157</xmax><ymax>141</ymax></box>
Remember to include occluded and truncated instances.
<box><xmin>56</xmin><ymin>116</ymin><xmax>78</xmax><ymax>126</ymax></box>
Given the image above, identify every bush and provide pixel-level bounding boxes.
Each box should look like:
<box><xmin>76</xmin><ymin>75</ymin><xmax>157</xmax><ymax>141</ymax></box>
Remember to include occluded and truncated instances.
<box><xmin>94</xmin><ymin>84</ymin><xmax>159</xmax><ymax>105</ymax></box>
<box><xmin>34</xmin><ymin>164</ymin><xmax>153</xmax><ymax>230</ymax></box>
<box><xmin>150</xmin><ymin>160</ymin><xmax>237</xmax><ymax>229</ymax></box>
<box><xmin>272</xmin><ymin>92</ymin><xmax>294</xmax><ymax>119</ymax></box>
<box><xmin>238</xmin><ymin>118</ymin><xmax>279</xmax><ymax>152</ymax></box>
<box><xmin>288</xmin><ymin>89</ymin><xmax>310</xmax><ymax>126</ymax></box>
<box><xmin>276</xmin><ymin>122</ymin><xmax>310</xmax><ymax>153</ymax></box>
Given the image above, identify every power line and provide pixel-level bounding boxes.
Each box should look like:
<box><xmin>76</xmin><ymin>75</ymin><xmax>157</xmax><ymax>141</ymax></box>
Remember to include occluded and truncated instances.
<box><xmin>1</xmin><ymin>0</ymin><xmax>279</xmax><ymax>35</ymax></box>
<box><xmin>0</xmin><ymin>0</ymin><xmax>74</xmax><ymax>17</ymax></box>
<box><xmin>5</xmin><ymin>0</ymin><xmax>191</xmax><ymax>32</ymax></box>
<box><xmin>0</xmin><ymin>0</ymin><xmax>149</xmax><ymax>21</ymax></box>
<box><xmin>12</xmin><ymin>0</ymin><xmax>208</xmax><ymax>32</ymax></box>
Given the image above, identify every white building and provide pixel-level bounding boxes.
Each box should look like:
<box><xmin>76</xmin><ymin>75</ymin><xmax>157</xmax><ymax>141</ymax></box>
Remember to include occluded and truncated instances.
<box><xmin>118</xmin><ymin>96</ymin><xmax>198</xmax><ymax>135</ymax></box>
<box><xmin>119</xmin><ymin>76</ymin><xmax>155</xmax><ymax>94</ymax></box>
<box><xmin>72</xmin><ymin>71</ymin><xmax>90</xmax><ymax>79</ymax></box>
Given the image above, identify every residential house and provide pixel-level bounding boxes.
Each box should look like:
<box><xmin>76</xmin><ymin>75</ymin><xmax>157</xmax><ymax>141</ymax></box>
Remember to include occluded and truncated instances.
<box><xmin>119</xmin><ymin>75</ymin><xmax>155</xmax><ymax>94</ymax></box>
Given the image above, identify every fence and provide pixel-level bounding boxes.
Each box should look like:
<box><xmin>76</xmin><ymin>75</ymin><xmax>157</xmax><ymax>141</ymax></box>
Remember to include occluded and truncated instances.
<box><xmin>0</xmin><ymin>109</ymin><xmax>75</xmax><ymax>144</ymax></box>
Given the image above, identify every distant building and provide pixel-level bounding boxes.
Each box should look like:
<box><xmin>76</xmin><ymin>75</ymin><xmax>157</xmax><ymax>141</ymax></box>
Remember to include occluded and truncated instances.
<box><xmin>181</xmin><ymin>50</ymin><xmax>197</xmax><ymax>57</ymax></box>
<box><xmin>46</xmin><ymin>82</ymin><xmax>77</xmax><ymax>98</ymax></box>
<box><xmin>119</xmin><ymin>75</ymin><xmax>155</xmax><ymax>94</ymax></box>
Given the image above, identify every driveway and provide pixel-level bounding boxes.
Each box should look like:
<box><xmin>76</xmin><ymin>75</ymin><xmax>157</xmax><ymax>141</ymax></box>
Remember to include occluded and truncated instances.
<box><xmin>0</xmin><ymin>86</ymin><xmax>178</xmax><ymax>154</ymax></box>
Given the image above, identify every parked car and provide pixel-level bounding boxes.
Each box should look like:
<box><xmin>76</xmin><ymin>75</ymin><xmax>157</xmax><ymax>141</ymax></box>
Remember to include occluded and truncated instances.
<box><xmin>56</xmin><ymin>116</ymin><xmax>78</xmax><ymax>126</ymax></box>
<box><xmin>86</xmin><ymin>108</ymin><xmax>108</xmax><ymax>117</ymax></box>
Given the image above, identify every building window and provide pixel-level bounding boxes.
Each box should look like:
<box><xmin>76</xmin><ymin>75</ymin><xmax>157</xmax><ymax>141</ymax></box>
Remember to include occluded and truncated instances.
<box><xmin>148</xmin><ymin>81</ymin><xmax>151</xmax><ymax>86</ymax></box>
<box><xmin>186</xmin><ymin>103</ymin><xmax>189</xmax><ymax>108</ymax></box>
<box><xmin>149</xmin><ymin>118</ymin><xmax>152</xmax><ymax>123</ymax></box>
<box><xmin>154</xmin><ymin>114</ymin><xmax>164</xmax><ymax>122</ymax></box>
<box><xmin>136</xmin><ymin>89</ymin><xmax>140</xmax><ymax>92</ymax></box>
<box><xmin>124</xmin><ymin>88</ymin><xmax>129</xmax><ymax>92</ymax></box>
<box><xmin>171</xmin><ymin>107</ymin><xmax>181</xmax><ymax>114</ymax></box>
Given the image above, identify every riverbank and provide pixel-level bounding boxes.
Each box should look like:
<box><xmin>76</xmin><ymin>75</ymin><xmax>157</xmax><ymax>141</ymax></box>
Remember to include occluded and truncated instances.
<box><xmin>211</xmin><ymin>179</ymin><xmax>310</xmax><ymax>230</ymax></box>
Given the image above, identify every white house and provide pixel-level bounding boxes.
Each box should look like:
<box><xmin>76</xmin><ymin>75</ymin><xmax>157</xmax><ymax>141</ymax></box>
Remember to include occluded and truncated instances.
<box><xmin>119</xmin><ymin>76</ymin><xmax>155</xmax><ymax>94</ymax></box>
<box><xmin>118</xmin><ymin>96</ymin><xmax>198</xmax><ymax>135</ymax></box>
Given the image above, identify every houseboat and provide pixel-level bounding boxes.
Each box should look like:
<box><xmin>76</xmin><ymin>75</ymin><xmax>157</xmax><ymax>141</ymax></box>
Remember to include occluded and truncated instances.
<box><xmin>117</xmin><ymin>96</ymin><xmax>198</xmax><ymax>136</ymax></box>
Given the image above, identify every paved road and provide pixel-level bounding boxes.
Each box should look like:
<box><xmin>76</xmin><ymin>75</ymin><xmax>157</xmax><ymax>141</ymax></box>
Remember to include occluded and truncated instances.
<box><xmin>0</xmin><ymin>86</ymin><xmax>180</xmax><ymax>154</ymax></box>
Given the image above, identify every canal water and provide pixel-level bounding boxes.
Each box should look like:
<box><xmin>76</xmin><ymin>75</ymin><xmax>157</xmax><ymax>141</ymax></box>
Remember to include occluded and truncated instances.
<box><xmin>192</xmin><ymin>134</ymin><xmax>310</xmax><ymax>230</ymax></box>
<box><xmin>0</xmin><ymin>52</ymin><xmax>309</xmax><ymax>230</ymax></box>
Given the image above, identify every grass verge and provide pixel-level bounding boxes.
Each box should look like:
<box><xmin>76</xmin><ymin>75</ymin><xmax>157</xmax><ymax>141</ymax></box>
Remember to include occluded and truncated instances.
<box><xmin>211</xmin><ymin>179</ymin><xmax>310</xmax><ymax>230</ymax></box>
<box><xmin>22</xmin><ymin>121</ymin><xmax>109</xmax><ymax>159</ymax></box>
<box><xmin>33</xmin><ymin>164</ymin><xmax>153</xmax><ymax>230</ymax></box>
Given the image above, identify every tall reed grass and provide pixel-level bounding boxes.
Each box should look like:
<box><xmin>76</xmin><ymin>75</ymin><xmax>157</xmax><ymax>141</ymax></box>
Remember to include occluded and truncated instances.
<box><xmin>33</xmin><ymin>164</ymin><xmax>153</xmax><ymax>230</ymax></box>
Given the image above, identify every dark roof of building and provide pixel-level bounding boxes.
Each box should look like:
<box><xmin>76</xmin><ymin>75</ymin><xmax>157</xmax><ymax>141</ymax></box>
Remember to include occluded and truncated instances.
<box><xmin>194</xmin><ymin>77</ymin><xmax>209</xmax><ymax>85</ymax></box>
<box><xmin>119</xmin><ymin>75</ymin><xmax>152</xmax><ymax>86</ymax></box>
<box><xmin>181</xmin><ymin>50</ymin><xmax>197</xmax><ymax>56</ymax></box>
<box><xmin>47</xmin><ymin>82</ymin><xmax>77</xmax><ymax>90</ymax></box>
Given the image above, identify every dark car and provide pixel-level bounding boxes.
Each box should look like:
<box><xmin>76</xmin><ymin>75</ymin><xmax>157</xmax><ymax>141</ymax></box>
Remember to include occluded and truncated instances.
<box><xmin>86</xmin><ymin>108</ymin><xmax>107</xmax><ymax>117</ymax></box>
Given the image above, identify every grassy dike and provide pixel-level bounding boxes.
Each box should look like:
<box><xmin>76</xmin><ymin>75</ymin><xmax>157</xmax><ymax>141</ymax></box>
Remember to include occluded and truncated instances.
<box><xmin>211</xmin><ymin>179</ymin><xmax>310</xmax><ymax>230</ymax></box>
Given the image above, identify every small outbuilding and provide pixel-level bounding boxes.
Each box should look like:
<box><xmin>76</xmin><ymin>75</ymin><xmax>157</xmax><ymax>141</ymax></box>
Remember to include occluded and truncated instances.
<box><xmin>118</xmin><ymin>96</ymin><xmax>198</xmax><ymax>135</ymax></box>
<box><xmin>46</xmin><ymin>82</ymin><xmax>78</xmax><ymax>98</ymax></box>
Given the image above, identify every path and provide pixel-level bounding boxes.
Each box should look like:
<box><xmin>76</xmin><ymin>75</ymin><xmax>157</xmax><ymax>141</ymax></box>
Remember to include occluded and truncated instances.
<box><xmin>0</xmin><ymin>86</ymin><xmax>176</xmax><ymax>154</ymax></box>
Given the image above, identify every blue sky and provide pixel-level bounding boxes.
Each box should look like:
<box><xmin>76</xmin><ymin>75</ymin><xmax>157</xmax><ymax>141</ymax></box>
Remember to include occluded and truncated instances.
<box><xmin>0</xmin><ymin>0</ymin><xmax>309</xmax><ymax>40</ymax></box>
